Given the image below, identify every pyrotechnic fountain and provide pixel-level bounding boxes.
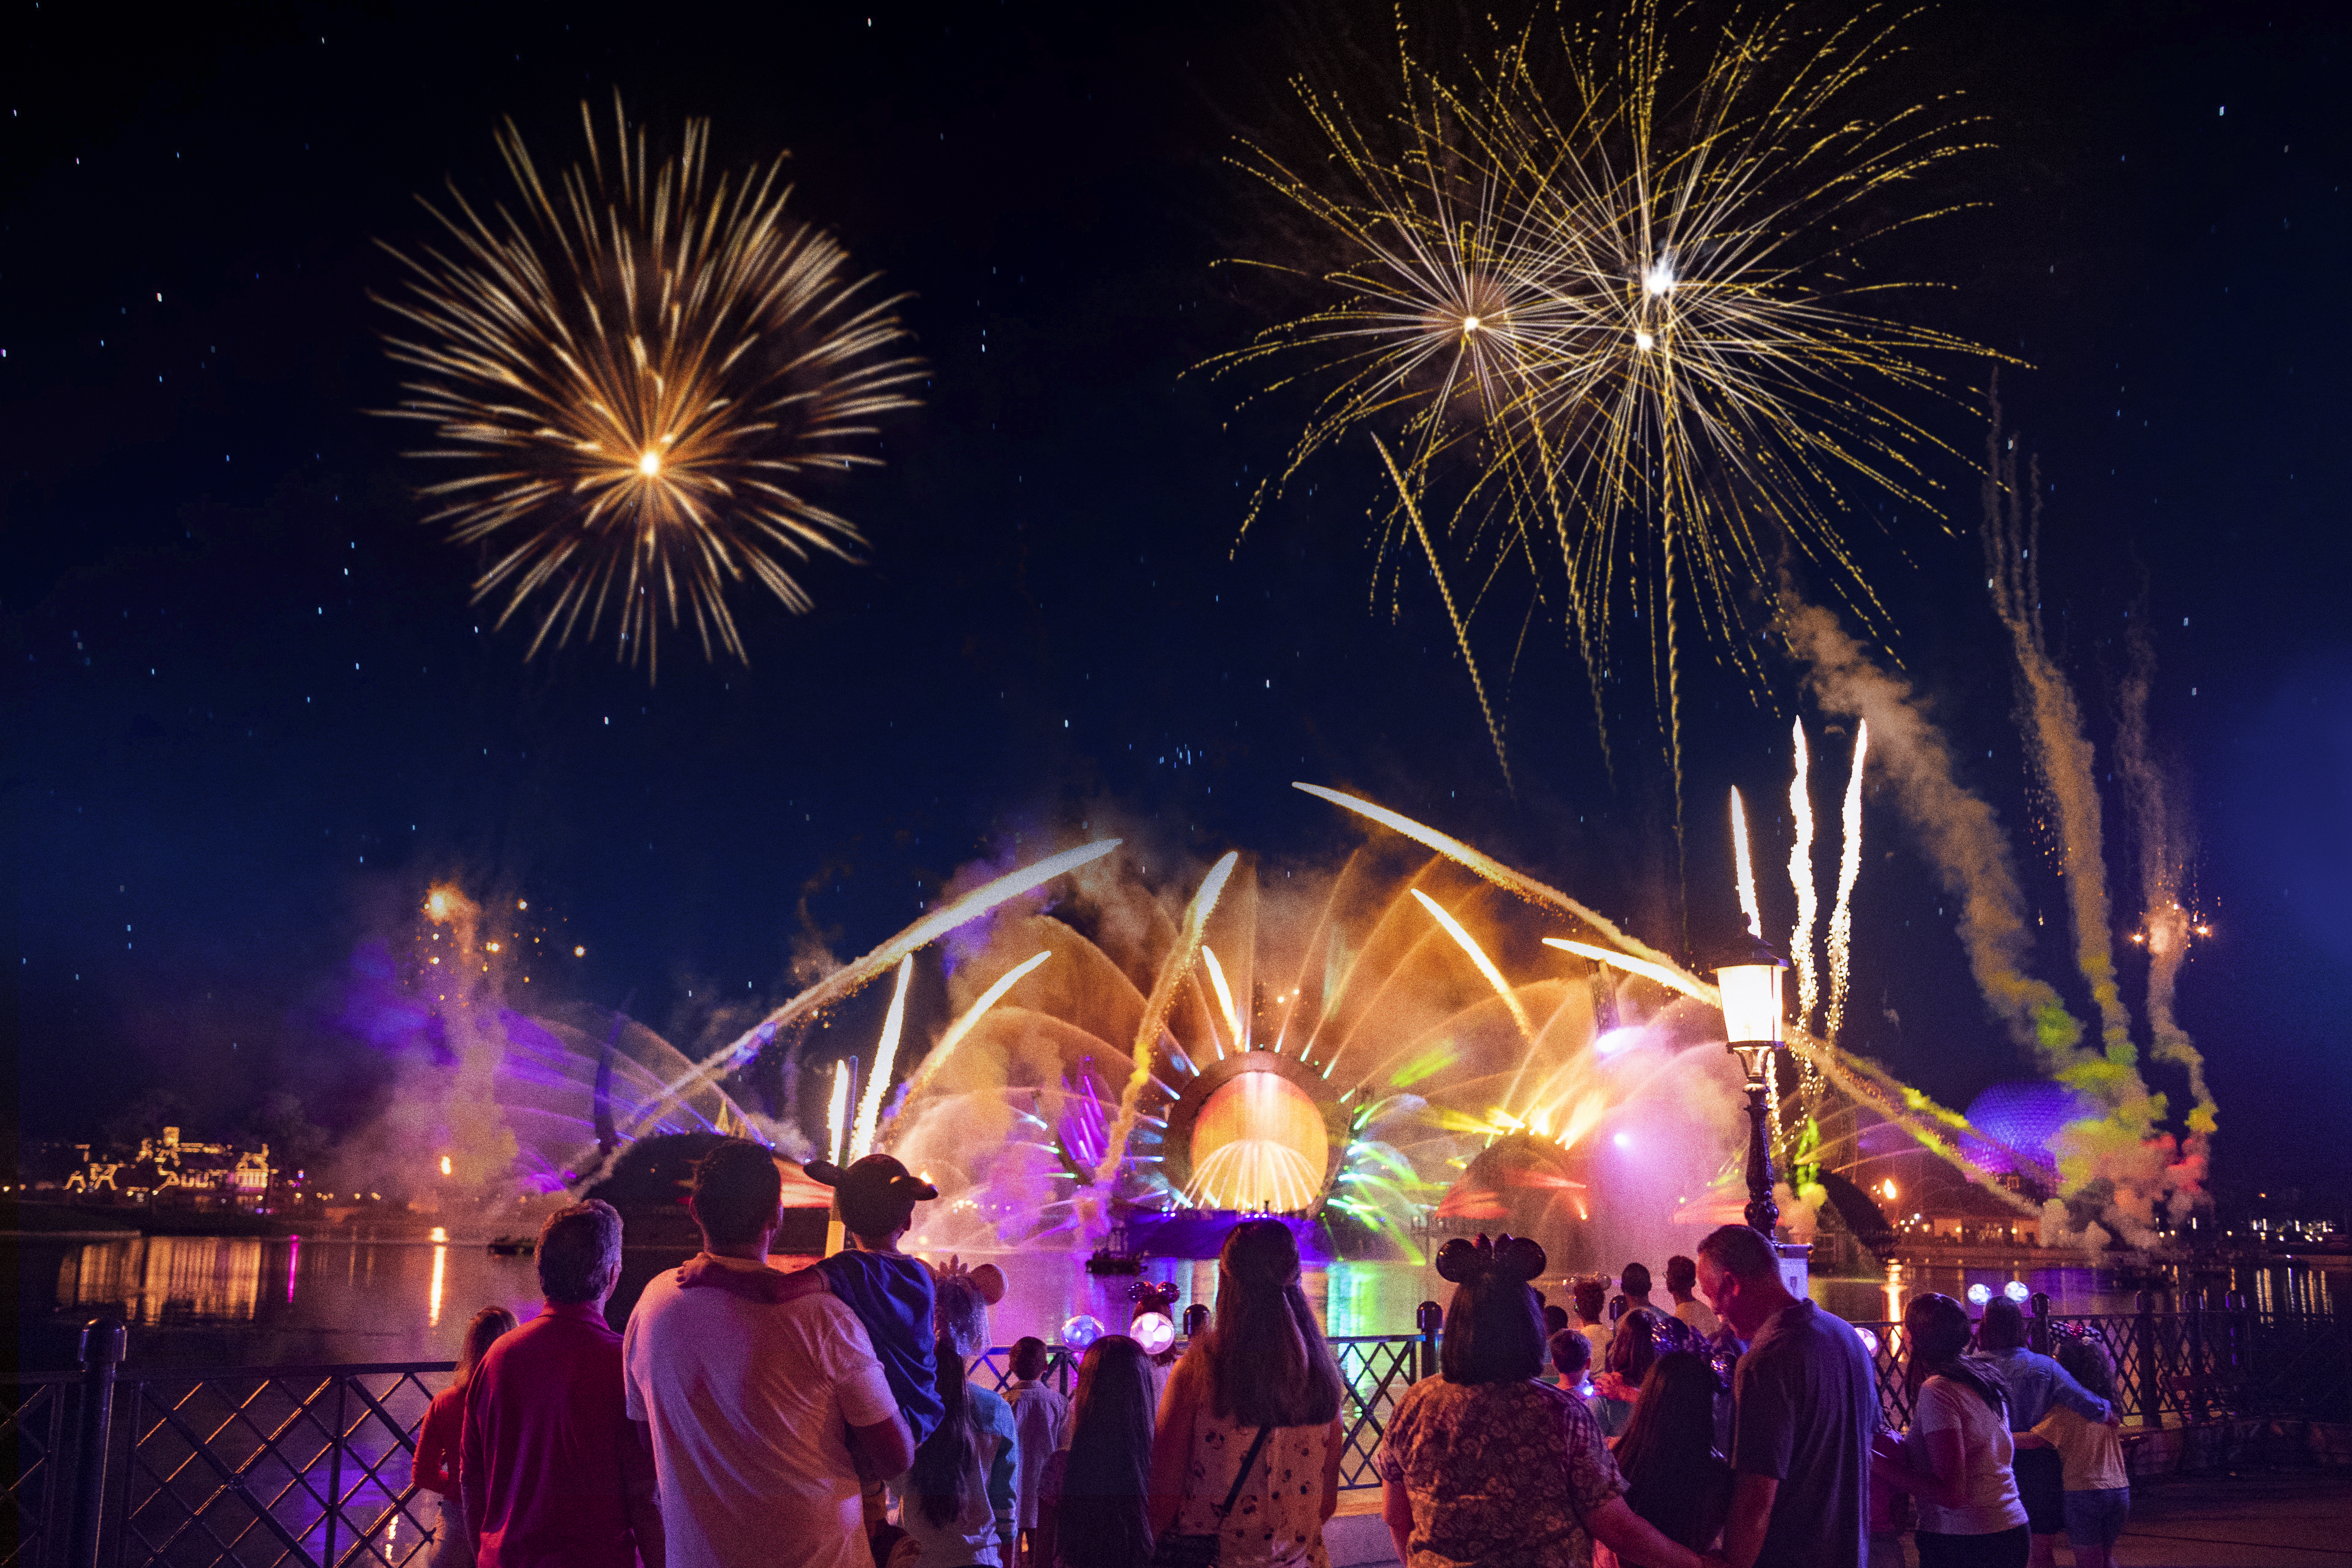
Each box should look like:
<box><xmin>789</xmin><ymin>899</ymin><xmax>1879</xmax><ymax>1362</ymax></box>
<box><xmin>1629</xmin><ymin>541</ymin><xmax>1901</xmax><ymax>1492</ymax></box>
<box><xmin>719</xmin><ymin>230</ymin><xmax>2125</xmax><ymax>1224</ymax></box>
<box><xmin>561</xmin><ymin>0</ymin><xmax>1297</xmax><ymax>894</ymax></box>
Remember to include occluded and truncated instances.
<box><xmin>866</xmin><ymin>785</ymin><xmax>2050</xmax><ymax>1269</ymax></box>
<box><xmin>362</xmin><ymin>710</ymin><xmax>2202</xmax><ymax>1269</ymax></box>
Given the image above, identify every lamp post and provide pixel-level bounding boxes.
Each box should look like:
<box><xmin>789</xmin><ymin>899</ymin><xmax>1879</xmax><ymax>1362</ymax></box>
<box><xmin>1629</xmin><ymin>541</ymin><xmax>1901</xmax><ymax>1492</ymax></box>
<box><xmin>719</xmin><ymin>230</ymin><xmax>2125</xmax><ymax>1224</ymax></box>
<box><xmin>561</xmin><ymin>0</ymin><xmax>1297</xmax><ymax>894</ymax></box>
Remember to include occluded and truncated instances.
<box><xmin>1714</xmin><ymin>931</ymin><xmax>1790</xmax><ymax>1237</ymax></box>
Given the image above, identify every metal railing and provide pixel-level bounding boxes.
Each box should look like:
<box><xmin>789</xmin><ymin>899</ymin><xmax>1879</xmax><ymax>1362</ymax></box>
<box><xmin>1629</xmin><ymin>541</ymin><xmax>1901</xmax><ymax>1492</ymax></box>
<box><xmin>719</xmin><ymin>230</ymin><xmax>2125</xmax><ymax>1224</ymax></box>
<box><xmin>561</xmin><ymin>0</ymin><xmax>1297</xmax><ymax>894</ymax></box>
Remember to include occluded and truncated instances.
<box><xmin>1850</xmin><ymin>1291</ymin><xmax>2352</xmax><ymax>1433</ymax></box>
<box><xmin>20</xmin><ymin>1297</ymin><xmax>2341</xmax><ymax>1566</ymax></box>
<box><xmin>12</xmin><ymin>1315</ymin><xmax>1442</xmax><ymax>1568</ymax></box>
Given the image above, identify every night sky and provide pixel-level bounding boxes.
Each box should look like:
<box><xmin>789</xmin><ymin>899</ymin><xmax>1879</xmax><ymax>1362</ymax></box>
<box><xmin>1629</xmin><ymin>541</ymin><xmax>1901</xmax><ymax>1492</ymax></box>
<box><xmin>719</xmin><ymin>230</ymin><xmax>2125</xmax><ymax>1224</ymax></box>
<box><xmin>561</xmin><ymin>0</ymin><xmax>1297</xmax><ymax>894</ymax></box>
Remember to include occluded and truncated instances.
<box><xmin>9</xmin><ymin>1</ymin><xmax>2349</xmax><ymax>1208</ymax></box>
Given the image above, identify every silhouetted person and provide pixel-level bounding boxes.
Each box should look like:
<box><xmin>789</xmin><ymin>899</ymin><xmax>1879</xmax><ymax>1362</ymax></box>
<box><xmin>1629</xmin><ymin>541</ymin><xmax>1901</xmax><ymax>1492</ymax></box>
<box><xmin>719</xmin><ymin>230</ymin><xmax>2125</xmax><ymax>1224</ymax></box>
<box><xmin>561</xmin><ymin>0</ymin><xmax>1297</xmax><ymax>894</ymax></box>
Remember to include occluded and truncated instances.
<box><xmin>1612</xmin><ymin>1351</ymin><xmax>1734</xmax><ymax>1552</ymax></box>
<box><xmin>625</xmin><ymin>1138</ymin><xmax>913</xmax><ymax>1568</ymax></box>
<box><xmin>1663</xmin><ymin>1256</ymin><xmax>1720</xmax><ymax>1339</ymax></box>
<box><xmin>461</xmin><ymin>1200</ymin><xmax>662</xmax><ymax>1568</ymax></box>
<box><xmin>1377</xmin><ymin>1233</ymin><xmax>1703</xmax><ymax>1568</ymax></box>
<box><xmin>414</xmin><ymin>1306</ymin><xmax>517</xmax><ymax>1568</ymax></box>
<box><xmin>1006</xmin><ymin>1337</ymin><xmax>1067</xmax><ymax>1565</ymax></box>
<box><xmin>1695</xmin><ymin>1223</ymin><xmax>1877</xmax><ymax>1568</ymax></box>
<box><xmin>1972</xmin><ymin>1297</ymin><xmax>2112</xmax><ymax>1568</ymax></box>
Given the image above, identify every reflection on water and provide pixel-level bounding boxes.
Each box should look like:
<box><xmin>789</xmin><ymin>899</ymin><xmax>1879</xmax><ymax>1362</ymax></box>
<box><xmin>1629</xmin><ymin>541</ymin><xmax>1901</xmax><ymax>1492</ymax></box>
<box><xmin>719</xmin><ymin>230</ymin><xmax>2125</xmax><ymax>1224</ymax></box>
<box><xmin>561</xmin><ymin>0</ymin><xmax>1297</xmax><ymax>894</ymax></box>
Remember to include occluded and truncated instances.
<box><xmin>57</xmin><ymin>1235</ymin><xmax>268</xmax><ymax>1325</ymax></box>
<box><xmin>22</xmin><ymin>1232</ymin><xmax>2344</xmax><ymax>1371</ymax></box>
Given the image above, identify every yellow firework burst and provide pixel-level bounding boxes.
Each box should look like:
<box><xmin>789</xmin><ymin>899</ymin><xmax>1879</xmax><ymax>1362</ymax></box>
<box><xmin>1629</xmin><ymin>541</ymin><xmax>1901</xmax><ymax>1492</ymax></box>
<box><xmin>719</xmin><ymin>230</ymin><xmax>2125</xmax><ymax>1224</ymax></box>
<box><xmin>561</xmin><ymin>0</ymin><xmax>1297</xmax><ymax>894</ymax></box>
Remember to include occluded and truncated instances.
<box><xmin>1217</xmin><ymin>1</ymin><xmax>2000</xmax><ymax>800</ymax></box>
<box><xmin>375</xmin><ymin>96</ymin><xmax>923</xmax><ymax>674</ymax></box>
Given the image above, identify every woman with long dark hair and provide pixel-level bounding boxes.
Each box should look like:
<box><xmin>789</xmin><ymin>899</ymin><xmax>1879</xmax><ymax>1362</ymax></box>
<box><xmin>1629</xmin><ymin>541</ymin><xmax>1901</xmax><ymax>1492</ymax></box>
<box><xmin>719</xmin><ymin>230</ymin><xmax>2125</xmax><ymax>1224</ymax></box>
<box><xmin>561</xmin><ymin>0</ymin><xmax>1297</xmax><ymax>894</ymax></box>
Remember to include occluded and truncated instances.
<box><xmin>1607</xmin><ymin>1352</ymin><xmax>1731</xmax><ymax>1554</ymax></box>
<box><xmin>1147</xmin><ymin>1220</ymin><xmax>1345</xmax><ymax>1568</ymax></box>
<box><xmin>1037</xmin><ymin>1334</ymin><xmax>1158</xmax><ymax>1568</ymax></box>
<box><xmin>411</xmin><ymin>1305</ymin><xmax>517</xmax><ymax>1568</ymax></box>
<box><xmin>1374</xmin><ymin>1235</ymin><xmax>1702</xmax><ymax>1568</ymax></box>
<box><xmin>900</xmin><ymin>1330</ymin><xmax>1015</xmax><ymax>1568</ymax></box>
<box><xmin>1872</xmin><ymin>1294</ymin><xmax>2028</xmax><ymax>1568</ymax></box>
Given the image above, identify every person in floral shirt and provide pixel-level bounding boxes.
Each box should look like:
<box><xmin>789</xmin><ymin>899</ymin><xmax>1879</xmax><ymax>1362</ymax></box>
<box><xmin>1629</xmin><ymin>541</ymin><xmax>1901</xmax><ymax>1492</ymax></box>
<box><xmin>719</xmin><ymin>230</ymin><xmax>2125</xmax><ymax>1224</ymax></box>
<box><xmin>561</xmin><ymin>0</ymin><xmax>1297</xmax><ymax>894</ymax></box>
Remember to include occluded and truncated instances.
<box><xmin>1375</xmin><ymin>1235</ymin><xmax>1705</xmax><ymax>1568</ymax></box>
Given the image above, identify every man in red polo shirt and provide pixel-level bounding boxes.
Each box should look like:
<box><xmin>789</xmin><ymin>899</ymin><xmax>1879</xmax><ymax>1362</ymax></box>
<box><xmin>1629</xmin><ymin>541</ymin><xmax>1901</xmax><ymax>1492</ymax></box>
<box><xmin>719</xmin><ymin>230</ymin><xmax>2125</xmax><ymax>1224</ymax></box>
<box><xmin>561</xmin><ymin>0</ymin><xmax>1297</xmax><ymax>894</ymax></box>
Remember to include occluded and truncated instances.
<box><xmin>461</xmin><ymin>1199</ymin><xmax>664</xmax><ymax>1568</ymax></box>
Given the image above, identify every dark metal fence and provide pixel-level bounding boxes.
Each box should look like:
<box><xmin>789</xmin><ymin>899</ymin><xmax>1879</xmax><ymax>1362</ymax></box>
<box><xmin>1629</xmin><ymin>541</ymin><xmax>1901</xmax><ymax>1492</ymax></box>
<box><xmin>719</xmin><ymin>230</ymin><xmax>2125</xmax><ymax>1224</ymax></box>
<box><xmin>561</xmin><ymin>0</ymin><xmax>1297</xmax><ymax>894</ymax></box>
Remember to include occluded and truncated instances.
<box><xmin>11</xmin><ymin>1315</ymin><xmax>1441</xmax><ymax>1568</ymax></box>
<box><xmin>15</xmin><ymin>1297</ymin><xmax>2342</xmax><ymax>1567</ymax></box>
<box><xmin>1851</xmin><ymin>1292</ymin><xmax>2352</xmax><ymax>1433</ymax></box>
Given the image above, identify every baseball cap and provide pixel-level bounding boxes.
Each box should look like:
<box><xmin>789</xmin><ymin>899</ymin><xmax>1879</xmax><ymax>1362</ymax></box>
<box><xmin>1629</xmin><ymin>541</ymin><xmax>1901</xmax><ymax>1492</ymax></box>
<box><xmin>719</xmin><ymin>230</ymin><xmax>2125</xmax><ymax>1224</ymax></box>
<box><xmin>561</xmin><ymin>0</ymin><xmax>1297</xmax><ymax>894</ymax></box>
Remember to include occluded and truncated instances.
<box><xmin>801</xmin><ymin>1153</ymin><xmax>938</xmax><ymax>1239</ymax></box>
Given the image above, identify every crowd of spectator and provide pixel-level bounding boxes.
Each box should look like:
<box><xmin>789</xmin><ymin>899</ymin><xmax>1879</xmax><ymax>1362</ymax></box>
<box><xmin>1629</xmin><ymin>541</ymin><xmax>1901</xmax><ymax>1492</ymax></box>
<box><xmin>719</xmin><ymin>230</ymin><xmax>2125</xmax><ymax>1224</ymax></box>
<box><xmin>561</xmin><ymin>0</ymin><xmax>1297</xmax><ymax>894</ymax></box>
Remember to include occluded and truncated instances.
<box><xmin>409</xmin><ymin>1146</ymin><xmax>2126</xmax><ymax>1568</ymax></box>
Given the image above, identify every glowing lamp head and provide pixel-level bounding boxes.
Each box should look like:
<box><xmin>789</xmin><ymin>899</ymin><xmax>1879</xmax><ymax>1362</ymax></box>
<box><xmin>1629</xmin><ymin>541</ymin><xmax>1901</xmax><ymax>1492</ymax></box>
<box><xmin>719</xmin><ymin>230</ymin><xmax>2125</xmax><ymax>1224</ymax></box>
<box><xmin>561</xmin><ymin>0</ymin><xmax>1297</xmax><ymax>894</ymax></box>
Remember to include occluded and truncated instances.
<box><xmin>1712</xmin><ymin>931</ymin><xmax>1789</xmax><ymax>1069</ymax></box>
<box><xmin>425</xmin><ymin>887</ymin><xmax>454</xmax><ymax>922</ymax></box>
<box><xmin>1634</xmin><ymin>330</ymin><xmax>1656</xmax><ymax>352</ymax></box>
<box><xmin>1462</xmin><ymin>315</ymin><xmax>1482</xmax><ymax>334</ymax></box>
<box><xmin>637</xmin><ymin>450</ymin><xmax>663</xmax><ymax>478</ymax></box>
<box><xmin>1881</xmin><ymin>1179</ymin><xmax>1898</xmax><ymax>1201</ymax></box>
<box><xmin>1966</xmin><ymin>1282</ymin><xmax>1994</xmax><ymax>1307</ymax></box>
<box><xmin>439</xmin><ymin>1155</ymin><xmax>453</xmax><ymax>1177</ymax></box>
<box><xmin>1854</xmin><ymin>1324</ymin><xmax>1880</xmax><ymax>1357</ymax></box>
<box><xmin>1061</xmin><ymin>1314</ymin><xmax>1105</xmax><ymax>1351</ymax></box>
<box><xmin>2003</xmin><ymin>1280</ymin><xmax>2031</xmax><ymax>1304</ymax></box>
<box><xmin>1130</xmin><ymin>1309</ymin><xmax>1176</xmax><ymax>1356</ymax></box>
<box><xmin>1643</xmin><ymin>259</ymin><xmax>1676</xmax><ymax>297</ymax></box>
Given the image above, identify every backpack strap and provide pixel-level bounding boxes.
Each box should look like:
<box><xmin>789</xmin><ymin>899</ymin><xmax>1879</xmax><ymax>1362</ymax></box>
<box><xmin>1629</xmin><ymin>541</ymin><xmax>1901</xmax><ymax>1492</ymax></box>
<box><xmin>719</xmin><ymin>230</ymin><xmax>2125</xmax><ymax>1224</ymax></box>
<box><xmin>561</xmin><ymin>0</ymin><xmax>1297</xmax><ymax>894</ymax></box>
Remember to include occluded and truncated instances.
<box><xmin>1215</xmin><ymin>1425</ymin><xmax>1276</xmax><ymax>1519</ymax></box>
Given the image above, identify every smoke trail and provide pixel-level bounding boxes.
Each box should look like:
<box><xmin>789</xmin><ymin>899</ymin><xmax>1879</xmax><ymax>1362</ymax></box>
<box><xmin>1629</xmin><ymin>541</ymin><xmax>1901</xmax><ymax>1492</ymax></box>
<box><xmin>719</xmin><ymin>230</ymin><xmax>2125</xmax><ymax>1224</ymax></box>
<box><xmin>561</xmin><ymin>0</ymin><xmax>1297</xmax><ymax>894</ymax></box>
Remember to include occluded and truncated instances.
<box><xmin>1730</xmin><ymin>788</ymin><xmax>1762</xmax><ymax>937</ymax></box>
<box><xmin>849</xmin><ymin>956</ymin><xmax>914</xmax><ymax>1160</ymax></box>
<box><xmin>1827</xmin><ymin>721</ymin><xmax>1870</xmax><ymax>1043</ymax></box>
<box><xmin>1787</xmin><ymin>720</ymin><xmax>1820</xmax><ymax>1033</ymax></box>
<box><xmin>1982</xmin><ymin>440</ymin><xmax>2136</xmax><ymax>1067</ymax></box>
<box><xmin>1090</xmin><ymin>852</ymin><xmax>1239</xmax><ymax>1203</ymax></box>
<box><xmin>1778</xmin><ymin>590</ymin><xmax>2086</xmax><ymax>1070</ymax></box>
<box><xmin>2118</xmin><ymin>617</ymin><xmax>2218</xmax><ymax>1152</ymax></box>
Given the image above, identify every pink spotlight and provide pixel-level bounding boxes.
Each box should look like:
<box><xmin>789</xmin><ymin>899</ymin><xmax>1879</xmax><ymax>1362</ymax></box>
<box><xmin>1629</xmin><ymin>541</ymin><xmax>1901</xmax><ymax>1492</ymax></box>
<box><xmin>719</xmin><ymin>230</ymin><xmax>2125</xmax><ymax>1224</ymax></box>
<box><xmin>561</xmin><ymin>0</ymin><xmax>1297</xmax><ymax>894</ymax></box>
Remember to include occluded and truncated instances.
<box><xmin>1593</xmin><ymin>1027</ymin><xmax>1644</xmax><ymax>1057</ymax></box>
<box><xmin>1612</xmin><ymin>1131</ymin><xmax>1633</xmax><ymax>1149</ymax></box>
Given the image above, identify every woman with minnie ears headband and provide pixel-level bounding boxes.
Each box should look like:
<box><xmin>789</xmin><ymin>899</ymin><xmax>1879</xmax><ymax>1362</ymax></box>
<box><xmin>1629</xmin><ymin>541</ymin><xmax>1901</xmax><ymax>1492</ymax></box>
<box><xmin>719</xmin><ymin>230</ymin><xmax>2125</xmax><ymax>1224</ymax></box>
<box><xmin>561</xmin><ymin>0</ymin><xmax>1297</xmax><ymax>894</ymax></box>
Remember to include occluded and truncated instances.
<box><xmin>1373</xmin><ymin>1234</ymin><xmax>1707</xmax><ymax>1568</ymax></box>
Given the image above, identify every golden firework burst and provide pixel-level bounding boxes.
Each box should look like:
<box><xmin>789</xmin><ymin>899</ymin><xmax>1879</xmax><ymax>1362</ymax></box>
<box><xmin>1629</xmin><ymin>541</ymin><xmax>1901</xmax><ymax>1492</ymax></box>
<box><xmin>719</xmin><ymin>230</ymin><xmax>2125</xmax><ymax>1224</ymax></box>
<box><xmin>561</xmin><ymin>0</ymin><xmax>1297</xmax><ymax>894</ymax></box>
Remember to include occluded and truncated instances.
<box><xmin>1216</xmin><ymin>1</ymin><xmax>2001</xmax><ymax>802</ymax></box>
<box><xmin>375</xmin><ymin>96</ymin><xmax>923</xmax><ymax>674</ymax></box>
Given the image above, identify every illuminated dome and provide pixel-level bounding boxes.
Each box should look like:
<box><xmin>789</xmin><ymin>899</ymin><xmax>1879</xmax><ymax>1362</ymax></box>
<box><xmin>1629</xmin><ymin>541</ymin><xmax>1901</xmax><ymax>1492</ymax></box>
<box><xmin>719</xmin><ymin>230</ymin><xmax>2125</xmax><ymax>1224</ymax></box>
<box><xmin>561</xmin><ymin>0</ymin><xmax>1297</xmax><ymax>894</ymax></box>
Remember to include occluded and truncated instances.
<box><xmin>1187</xmin><ymin>1069</ymin><xmax>1328</xmax><ymax>1211</ymax></box>
<box><xmin>1960</xmin><ymin>1081</ymin><xmax>2093</xmax><ymax>1181</ymax></box>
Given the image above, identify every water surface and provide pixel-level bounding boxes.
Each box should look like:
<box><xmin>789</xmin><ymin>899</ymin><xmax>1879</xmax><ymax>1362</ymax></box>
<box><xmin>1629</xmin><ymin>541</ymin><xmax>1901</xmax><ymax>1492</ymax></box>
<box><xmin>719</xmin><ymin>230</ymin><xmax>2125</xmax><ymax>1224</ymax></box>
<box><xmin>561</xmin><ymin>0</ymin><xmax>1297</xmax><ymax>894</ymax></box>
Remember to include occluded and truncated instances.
<box><xmin>19</xmin><ymin>1232</ymin><xmax>2338</xmax><ymax>1372</ymax></box>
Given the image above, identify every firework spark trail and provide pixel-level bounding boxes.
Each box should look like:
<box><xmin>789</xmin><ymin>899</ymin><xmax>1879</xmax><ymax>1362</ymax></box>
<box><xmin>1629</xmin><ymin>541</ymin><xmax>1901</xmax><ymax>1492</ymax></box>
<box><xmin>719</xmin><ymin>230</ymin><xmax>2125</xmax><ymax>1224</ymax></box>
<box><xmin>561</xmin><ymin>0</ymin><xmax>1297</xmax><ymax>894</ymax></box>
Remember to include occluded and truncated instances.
<box><xmin>1375</xmin><ymin>435</ymin><xmax>1511</xmax><ymax>787</ymax></box>
<box><xmin>1778</xmin><ymin>589</ymin><xmax>2085</xmax><ymax>1069</ymax></box>
<box><xmin>1297</xmin><ymin>784</ymin><xmax>1688</xmax><ymax>979</ymax></box>
<box><xmin>1730</xmin><ymin>788</ymin><xmax>1763</xmax><ymax>937</ymax></box>
<box><xmin>1788</xmin><ymin>1029</ymin><xmax>2038</xmax><ymax>1215</ymax></box>
<box><xmin>1826</xmin><ymin>721</ymin><xmax>1870</xmax><ymax>1043</ymax></box>
<box><xmin>376</xmin><ymin>95</ymin><xmax>923</xmax><ymax>675</ymax></box>
<box><xmin>2118</xmin><ymin>621</ymin><xmax>2216</xmax><ymax>1151</ymax></box>
<box><xmin>1221</xmin><ymin>3</ymin><xmax>1999</xmax><ymax>783</ymax></box>
<box><xmin>826</xmin><ymin>1060</ymin><xmax>852</xmax><ymax>1165</ymax></box>
<box><xmin>1787</xmin><ymin>719</ymin><xmax>1820</xmax><ymax>1034</ymax></box>
<box><xmin>1982</xmin><ymin>440</ymin><xmax>2136</xmax><ymax>1070</ymax></box>
<box><xmin>1410</xmin><ymin>888</ymin><xmax>1537</xmax><ymax>1041</ymax></box>
<box><xmin>1541</xmin><ymin>938</ymin><xmax>1716</xmax><ymax>1005</ymax></box>
<box><xmin>847</xmin><ymin>956</ymin><xmax>915</xmax><ymax>1161</ymax></box>
<box><xmin>886</xmin><ymin>951</ymin><xmax>1056</xmax><ymax>1131</ymax></box>
<box><xmin>1201</xmin><ymin>946</ymin><xmax>1244</xmax><ymax>1055</ymax></box>
<box><xmin>568</xmin><ymin>840</ymin><xmax>1120</xmax><ymax>1186</ymax></box>
<box><xmin>1091</xmin><ymin>853</ymin><xmax>1239</xmax><ymax>1200</ymax></box>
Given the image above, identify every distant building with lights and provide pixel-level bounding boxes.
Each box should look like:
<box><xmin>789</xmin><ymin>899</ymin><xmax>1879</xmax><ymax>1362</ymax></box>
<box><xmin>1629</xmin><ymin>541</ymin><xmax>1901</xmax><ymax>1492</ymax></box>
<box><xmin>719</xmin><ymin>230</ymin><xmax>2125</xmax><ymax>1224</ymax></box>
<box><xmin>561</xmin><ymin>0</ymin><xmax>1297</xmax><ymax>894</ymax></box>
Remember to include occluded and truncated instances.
<box><xmin>65</xmin><ymin>1127</ymin><xmax>273</xmax><ymax>1209</ymax></box>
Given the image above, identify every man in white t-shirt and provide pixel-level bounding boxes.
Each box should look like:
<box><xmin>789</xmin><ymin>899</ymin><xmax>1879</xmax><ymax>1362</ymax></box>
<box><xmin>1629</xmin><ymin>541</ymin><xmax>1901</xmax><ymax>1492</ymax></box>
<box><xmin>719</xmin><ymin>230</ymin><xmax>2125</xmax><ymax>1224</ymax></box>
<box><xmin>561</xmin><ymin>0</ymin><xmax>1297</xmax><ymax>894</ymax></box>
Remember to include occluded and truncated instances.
<box><xmin>624</xmin><ymin>1139</ymin><xmax>915</xmax><ymax>1568</ymax></box>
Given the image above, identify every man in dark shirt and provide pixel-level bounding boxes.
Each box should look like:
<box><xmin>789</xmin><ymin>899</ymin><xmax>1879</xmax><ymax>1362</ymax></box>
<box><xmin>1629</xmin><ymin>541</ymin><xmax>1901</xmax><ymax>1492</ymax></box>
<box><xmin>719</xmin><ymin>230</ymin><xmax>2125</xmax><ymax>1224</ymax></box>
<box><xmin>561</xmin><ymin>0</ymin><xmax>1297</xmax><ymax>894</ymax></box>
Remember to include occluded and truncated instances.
<box><xmin>462</xmin><ymin>1200</ymin><xmax>663</xmax><ymax>1568</ymax></box>
<box><xmin>1696</xmin><ymin>1224</ymin><xmax>1879</xmax><ymax>1568</ymax></box>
